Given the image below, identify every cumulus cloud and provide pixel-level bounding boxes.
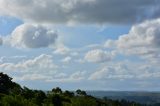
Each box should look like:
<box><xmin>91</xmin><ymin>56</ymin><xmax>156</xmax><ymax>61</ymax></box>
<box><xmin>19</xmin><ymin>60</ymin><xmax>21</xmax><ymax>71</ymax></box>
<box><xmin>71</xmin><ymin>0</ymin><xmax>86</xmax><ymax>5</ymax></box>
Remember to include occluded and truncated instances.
<box><xmin>4</xmin><ymin>24</ymin><xmax>58</xmax><ymax>48</ymax></box>
<box><xmin>15</xmin><ymin>70</ymin><xmax>87</xmax><ymax>82</ymax></box>
<box><xmin>61</xmin><ymin>56</ymin><xmax>72</xmax><ymax>63</ymax></box>
<box><xmin>89</xmin><ymin>65</ymin><xmax>133</xmax><ymax>80</ymax></box>
<box><xmin>53</xmin><ymin>45</ymin><xmax>71</xmax><ymax>55</ymax></box>
<box><xmin>84</xmin><ymin>49</ymin><xmax>115</xmax><ymax>63</ymax></box>
<box><xmin>0</xmin><ymin>54</ymin><xmax>86</xmax><ymax>82</ymax></box>
<box><xmin>0</xmin><ymin>0</ymin><xmax>159</xmax><ymax>24</ymax></box>
<box><xmin>15</xmin><ymin>74</ymin><xmax>52</xmax><ymax>81</ymax></box>
<box><xmin>0</xmin><ymin>54</ymin><xmax>57</xmax><ymax>74</ymax></box>
<box><xmin>105</xmin><ymin>18</ymin><xmax>160</xmax><ymax>61</ymax></box>
<box><xmin>46</xmin><ymin>71</ymin><xmax>86</xmax><ymax>82</ymax></box>
<box><xmin>53</xmin><ymin>45</ymin><xmax>79</xmax><ymax>57</ymax></box>
<box><xmin>69</xmin><ymin>71</ymin><xmax>86</xmax><ymax>81</ymax></box>
<box><xmin>89</xmin><ymin>63</ymin><xmax>160</xmax><ymax>80</ymax></box>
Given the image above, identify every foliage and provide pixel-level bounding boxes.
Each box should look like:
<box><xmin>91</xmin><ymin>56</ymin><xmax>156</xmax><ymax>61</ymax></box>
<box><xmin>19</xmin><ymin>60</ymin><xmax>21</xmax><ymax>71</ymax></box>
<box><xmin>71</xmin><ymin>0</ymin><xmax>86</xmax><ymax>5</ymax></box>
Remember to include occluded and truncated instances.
<box><xmin>52</xmin><ymin>87</ymin><xmax>62</xmax><ymax>94</ymax></box>
<box><xmin>0</xmin><ymin>72</ymin><xmax>17</xmax><ymax>94</ymax></box>
<box><xmin>0</xmin><ymin>95</ymin><xmax>37</xmax><ymax>106</ymax></box>
<box><xmin>0</xmin><ymin>72</ymin><xmax>157</xmax><ymax>106</ymax></box>
<box><xmin>76</xmin><ymin>89</ymin><xmax>87</xmax><ymax>96</ymax></box>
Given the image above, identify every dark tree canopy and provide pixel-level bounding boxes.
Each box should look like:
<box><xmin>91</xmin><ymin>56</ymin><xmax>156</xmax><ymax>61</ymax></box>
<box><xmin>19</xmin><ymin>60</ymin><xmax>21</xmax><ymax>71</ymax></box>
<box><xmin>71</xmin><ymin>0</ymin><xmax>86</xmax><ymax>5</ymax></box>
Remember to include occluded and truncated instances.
<box><xmin>0</xmin><ymin>72</ymin><xmax>154</xmax><ymax>106</ymax></box>
<box><xmin>0</xmin><ymin>72</ymin><xmax>15</xmax><ymax>94</ymax></box>
<box><xmin>52</xmin><ymin>87</ymin><xmax>62</xmax><ymax>94</ymax></box>
<box><xmin>76</xmin><ymin>89</ymin><xmax>87</xmax><ymax>96</ymax></box>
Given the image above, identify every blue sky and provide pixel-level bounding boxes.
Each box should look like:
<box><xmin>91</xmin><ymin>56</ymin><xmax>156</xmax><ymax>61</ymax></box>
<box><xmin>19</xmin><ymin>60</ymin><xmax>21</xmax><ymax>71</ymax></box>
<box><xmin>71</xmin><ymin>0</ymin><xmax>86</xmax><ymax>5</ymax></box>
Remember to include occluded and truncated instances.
<box><xmin>0</xmin><ymin>16</ymin><xmax>23</xmax><ymax>36</ymax></box>
<box><xmin>0</xmin><ymin>0</ymin><xmax>160</xmax><ymax>91</ymax></box>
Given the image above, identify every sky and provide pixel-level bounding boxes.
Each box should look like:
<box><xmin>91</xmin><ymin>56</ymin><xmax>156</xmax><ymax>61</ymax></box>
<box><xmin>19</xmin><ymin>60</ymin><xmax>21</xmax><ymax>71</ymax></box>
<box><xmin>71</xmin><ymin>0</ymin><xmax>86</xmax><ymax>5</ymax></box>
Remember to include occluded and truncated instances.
<box><xmin>0</xmin><ymin>0</ymin><xmax>160</xmax><ymax>91</ymax></box>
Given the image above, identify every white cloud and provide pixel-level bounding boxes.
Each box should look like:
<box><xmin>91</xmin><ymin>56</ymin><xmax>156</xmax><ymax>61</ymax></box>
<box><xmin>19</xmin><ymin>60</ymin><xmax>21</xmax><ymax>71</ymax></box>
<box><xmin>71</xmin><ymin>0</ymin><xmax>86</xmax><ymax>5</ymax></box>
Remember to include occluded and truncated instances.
<box><xmin>84</xmin><ymin>49</ymin><xmax>115</xmax><ymax>63</ymax></box>
<box><xmin>105</xmin><ymin>18</ymin><xmax>160</xmax><ymax>61</ymax></box>
<box><xmin>69</xmin><ymin>71</ymin><xmax>86</xmax><ymax>81</ymax></box>
<box><xmin>0</xmin><ymin>0</ymin><xmax>159</xmax><ymax>24</ymax></box>
<box><xmin>17</xmin><ymin>70</ymin><xmax>86</xmax><ymax>82</ymax></box>
<box><xmin>0</xmin><ymin>54</ymin><xmax>87</xmax><ymax>82</ymax></box>
<box><xmin>53</xmin><ymin>45</ymin><xmax>79</xmax><ymax>57</ymax></box>
<box><xmin>15</xmin><ymin>74</ymin><xmax>52</xmax><ymax>81</ymax></box>
<box><xmin>89</xmin><ymin>63</ymin><xmax>160</xmax><ymax>81</ymax></box>
<box><xmin>4</xmin><ymin>24</ymin><xmax>58</xmax><ymax>48</ymax></box>
<box><xmin>0</xmin><ymin>54</ymin><xmax>58</xmax><ymax>74</ymax></box>
<box><xmin>61</xmin><ymin>56</ymin><xmax>72</xmax><ymax>63</ymax></box>
<box><xmin>53</xmin><ymin>45</ymin><xmax>70</xmax><ymax>55</ymax></box>
<box><xmin>46</xmin><ymin>71</ymin><xmax>86</xmax><ymax>82</ymax></box>
<box><xmin>89</xmin><ymin>65</ymin><xmax>133</xmax><ymax>80</ymax></box>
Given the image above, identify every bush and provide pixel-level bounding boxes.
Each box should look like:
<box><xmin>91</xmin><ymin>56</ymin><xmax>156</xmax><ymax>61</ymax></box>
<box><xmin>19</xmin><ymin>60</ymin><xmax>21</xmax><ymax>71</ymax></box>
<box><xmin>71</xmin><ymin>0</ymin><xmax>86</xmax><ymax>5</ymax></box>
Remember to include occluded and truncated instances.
<box><xmin>0</xmin><ymin>95</ymin><xmax>37</xmax><ymax>106</ymax></box>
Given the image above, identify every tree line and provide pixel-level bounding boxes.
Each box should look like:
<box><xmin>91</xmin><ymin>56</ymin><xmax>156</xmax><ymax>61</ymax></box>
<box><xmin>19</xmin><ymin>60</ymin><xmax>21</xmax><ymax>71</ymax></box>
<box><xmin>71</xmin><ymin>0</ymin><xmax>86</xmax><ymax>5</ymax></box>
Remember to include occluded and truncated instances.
<box><xmin>0</xmin><ymin>72</ymin><xmax>158</xmax><ymax>106</ymax></box>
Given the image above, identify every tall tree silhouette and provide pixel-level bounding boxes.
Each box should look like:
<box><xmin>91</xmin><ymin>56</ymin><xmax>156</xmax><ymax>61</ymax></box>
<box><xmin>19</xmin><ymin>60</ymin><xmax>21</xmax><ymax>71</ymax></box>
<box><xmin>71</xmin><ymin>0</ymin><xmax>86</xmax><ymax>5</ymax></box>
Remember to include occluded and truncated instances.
<box><xmin>0</xmin><ymin>72</ymin><xmax>20</xmax><ymax>94</ymax></box>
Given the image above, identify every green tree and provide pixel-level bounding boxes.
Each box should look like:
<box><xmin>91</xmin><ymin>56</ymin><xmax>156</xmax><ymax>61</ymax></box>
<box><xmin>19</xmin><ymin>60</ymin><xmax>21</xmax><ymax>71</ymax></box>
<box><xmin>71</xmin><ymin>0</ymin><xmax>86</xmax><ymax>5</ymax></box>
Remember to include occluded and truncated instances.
<box><xmin>52</xmin><ymin>87</ymin><xmax>62</xmax><ymax>94</ymax></box>
<box><xmin>21</xmin><ymin>86</ymin><xmax>35</xmax><ymax>99</ymax></box>
<box><xmin>71</xmin><ymin>96</ymin><xmax>98</xmax><ymax>106</ymax></box>
<box><xmin>76</xmin><ymin>89</ymin><xmax>87</xmax><ymax>96</ymax></box>
<box><xmin>0</xmin><ymin>95</ymin><xmax>37</xmax><ymax>106</ymax></box>
<box><xmin>63</xmin><ymin>90</ymin><xmax>74</xmax><ymax>97</ymax></box>
<box><xmin>33</xmin><ymin>90</ymin><xmax>47</xmax><ymax>105</ymax></box>
<box><xmin>0</xmin><ymin>72</ymin><xmax>19</xmax><ymax>94</ymax></box>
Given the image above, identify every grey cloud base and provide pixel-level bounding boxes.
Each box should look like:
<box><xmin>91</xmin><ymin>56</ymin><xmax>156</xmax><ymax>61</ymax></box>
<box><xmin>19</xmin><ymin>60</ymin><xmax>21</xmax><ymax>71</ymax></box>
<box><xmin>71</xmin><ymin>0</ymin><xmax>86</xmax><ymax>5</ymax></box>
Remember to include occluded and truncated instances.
<box><xmin>7</xmin><ymin>24</ymin><xmax>58</xmax><ymax>48</ymax></box>
<box><xmin>0</xmin><ymin>0</ymin><xmax>160</xmax><ymax>24</ymax></box>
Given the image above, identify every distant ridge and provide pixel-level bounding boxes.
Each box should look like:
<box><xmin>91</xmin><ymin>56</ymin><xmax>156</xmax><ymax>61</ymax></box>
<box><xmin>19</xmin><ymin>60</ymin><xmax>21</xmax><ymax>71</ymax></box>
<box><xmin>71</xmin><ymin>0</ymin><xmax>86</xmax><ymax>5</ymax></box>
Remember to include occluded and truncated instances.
<box><xmin>87</xmin><ymin>91</ymin><xmax>160</xmax><ymax>104</ymax></box>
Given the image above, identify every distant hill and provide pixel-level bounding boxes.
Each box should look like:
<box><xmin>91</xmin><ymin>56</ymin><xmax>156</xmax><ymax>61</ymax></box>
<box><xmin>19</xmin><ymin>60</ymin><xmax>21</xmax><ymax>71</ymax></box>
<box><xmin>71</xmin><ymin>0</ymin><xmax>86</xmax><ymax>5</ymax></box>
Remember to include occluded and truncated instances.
<box><xmin>87</xmin><ymin>91</ymin><xmax>160</xmax><ymax>105</ymax></box>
